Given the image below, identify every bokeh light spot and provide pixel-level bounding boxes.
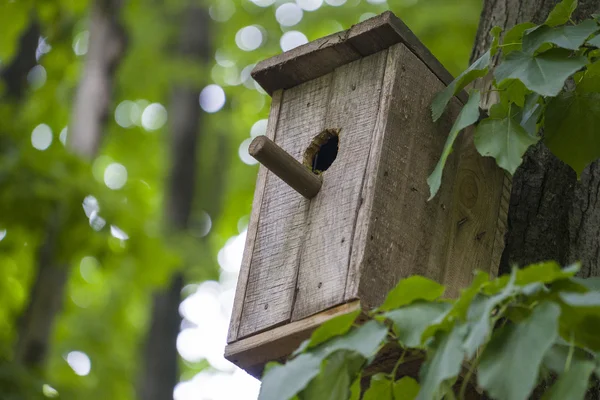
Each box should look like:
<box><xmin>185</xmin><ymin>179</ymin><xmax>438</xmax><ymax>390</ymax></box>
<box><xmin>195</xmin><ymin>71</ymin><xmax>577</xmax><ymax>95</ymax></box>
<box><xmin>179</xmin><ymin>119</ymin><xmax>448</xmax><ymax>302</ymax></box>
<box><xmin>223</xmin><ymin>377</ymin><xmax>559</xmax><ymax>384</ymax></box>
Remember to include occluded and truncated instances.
<box><xmin>296</xmin><ymin>0</ymin><xmax>322</xmax><ymax>11</ymax></box>
<box><xmin>72</xmin><ymin>31</ymin><xmax>89</xmax><ymax>56</ymax></box>
<box><xmin>235</xmin><ymin>26</ymin><xmax>264</xmax><ymax>51</ymax></box>
<box><xmin>66</xmin><ymin>351</ymin><xmax>91</xmax><ymax>376</ymax></box>
<box><xmin>31</xmin><ymin>124</ymin><xmax>53</xmax><ymax>151</ymax></box>
<box><xmin>42</xmin><ymin>384</ymin><xmax>59</xmax><ymax>398</ymax></box>
<box><xmin>110</xmin><ymin>225</ymin><xmax>129</xmax><ymax>240</ymax></box>
<box><xmin>325</xmin><ymin>0</ymin><xmax>346</xmax><ymax>5</ymax></box>
<box><xmin>209</xmin><ymin>0</ymin><xmax>235</xmax><ymax>22</ymax></box>
<box><xmin>276</xmin><ymin>3</ymin><xmax>303</xmax><ymax>26</ymax></box>
<box><xmin>80</xmin><ymin>256</ymin><xmax>101</xmax><ymax>284</ymax></box>
<box><xmin>250</xmin><ymin>0</ymin><xmax>275</xmax><ymax>6</ymax></box>
<box><xmin>59</xmin><ymin>127</ymin><xmax>68</xmax><ymax>145</ymax></box>
<box><xmin>0</xmin><ymin>229</ymin><xmax>6</xmax><ymax>242</ymax></box>
<box><xmin>280</xmin><ymin>30</ymin><xmax>308</xmax><ymax>52</ymax></box>
<box><xmin>104</xmin><ymin>163</ymin><xmax>128</xmax><ymax>190</ymax></box>
<box><xmin>238</xmin><ymin>138</ymin><xmax>258</xmax><ymax>165</ymax></box>
<box><xmin>141</xmin><ymin>103</ymin><xmax>168</xmax><ymax>131</ymax></box>
<box><xmin>115</xmin><ymin>100</ymin><xmax>135</xmax><ymax>128</ymax></box>
<box><xmin>27</xmin><ymin>65</ymin><xmax>46</xmax><ymax>89</ymax></box>
<box><xmin>200</xmin><ymin>84</ymin><xmax>226</xmax><ymax>113</ymax></box>
<box><xmin>250</xmin><ymin>119</ymin><xmax>268</xmax><ymax>138</ymax></box>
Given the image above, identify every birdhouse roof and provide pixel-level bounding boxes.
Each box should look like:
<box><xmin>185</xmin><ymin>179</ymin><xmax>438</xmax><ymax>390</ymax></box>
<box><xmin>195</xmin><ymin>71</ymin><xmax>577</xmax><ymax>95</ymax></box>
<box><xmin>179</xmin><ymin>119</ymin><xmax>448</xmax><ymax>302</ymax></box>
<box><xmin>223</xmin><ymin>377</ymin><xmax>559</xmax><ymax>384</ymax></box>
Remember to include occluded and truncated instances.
<box><xmin>251</xmin><ymin>11</ymin><xmax>459</xmax><ymax>97</ymax></box>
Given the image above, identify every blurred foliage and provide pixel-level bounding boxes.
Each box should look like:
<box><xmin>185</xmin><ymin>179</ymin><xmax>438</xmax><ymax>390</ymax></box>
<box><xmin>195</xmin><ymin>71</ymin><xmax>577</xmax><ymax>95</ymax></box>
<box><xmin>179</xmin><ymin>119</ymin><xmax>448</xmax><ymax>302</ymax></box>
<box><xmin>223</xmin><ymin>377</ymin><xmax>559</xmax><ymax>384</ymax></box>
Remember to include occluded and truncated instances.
<box><xmin>0</xmin><ymin>0</ymin><xmax>481</xmax><ymax>398</ymax></box>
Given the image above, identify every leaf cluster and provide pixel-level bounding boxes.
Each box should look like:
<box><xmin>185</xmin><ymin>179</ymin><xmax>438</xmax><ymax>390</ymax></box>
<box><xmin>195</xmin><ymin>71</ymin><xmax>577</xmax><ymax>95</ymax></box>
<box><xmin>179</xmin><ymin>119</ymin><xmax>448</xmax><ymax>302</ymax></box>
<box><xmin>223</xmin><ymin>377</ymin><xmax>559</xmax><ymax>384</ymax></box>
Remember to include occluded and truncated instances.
<box><xmin>428</xmin><ymin>0</ymin><xmax>600</xmax><ymax>199</ymax></box>
<box><xmin>258</xmin><ymin>261</ymin><xmax>600</xmax><ymax>400</ymax></box>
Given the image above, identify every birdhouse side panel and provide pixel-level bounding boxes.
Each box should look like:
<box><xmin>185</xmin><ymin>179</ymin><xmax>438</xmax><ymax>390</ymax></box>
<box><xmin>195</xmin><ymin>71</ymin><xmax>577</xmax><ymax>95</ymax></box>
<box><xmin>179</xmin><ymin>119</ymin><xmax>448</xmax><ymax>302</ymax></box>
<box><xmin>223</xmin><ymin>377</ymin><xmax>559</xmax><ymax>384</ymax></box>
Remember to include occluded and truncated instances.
<box><xmin>236</xmin><ymin>74</ymin><xmax>334</xmax><ymax>339</ymax></box>
<box><xmin>291</xmin><ymin>50</ymin><xmax>389</xmax><ymax>321</ymax></box>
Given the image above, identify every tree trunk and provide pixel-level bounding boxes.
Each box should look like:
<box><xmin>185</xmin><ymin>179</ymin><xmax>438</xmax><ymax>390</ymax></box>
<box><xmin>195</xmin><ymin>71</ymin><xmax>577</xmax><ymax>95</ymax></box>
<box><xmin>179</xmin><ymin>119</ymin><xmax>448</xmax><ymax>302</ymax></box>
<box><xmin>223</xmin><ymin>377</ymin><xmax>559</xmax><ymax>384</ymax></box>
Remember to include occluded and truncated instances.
<box><xmin>471</xmin><ymin>0</ymin><xmax>600</xmax><ymax>276</ymax></box>
<box><xmin>471</xmin><ymin>0</ymin><xmax>600</xmax><ymax>395</ymax></box>
<box><xmin>15</xmin><ymin>0</ymin><xmax>126</xmax><ymax>368</ymax></box>
<box><xmin>137</xmin><ymin>7</ymin><xmax>211</xmax><ymax>400</ymax></box>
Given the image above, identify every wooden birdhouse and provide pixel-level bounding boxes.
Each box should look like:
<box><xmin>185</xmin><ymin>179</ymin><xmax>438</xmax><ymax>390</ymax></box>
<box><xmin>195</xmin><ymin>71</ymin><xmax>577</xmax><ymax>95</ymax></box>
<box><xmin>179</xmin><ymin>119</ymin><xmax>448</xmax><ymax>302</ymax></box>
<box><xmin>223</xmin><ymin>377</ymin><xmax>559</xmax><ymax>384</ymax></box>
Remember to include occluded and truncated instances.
<box><xmin>225</xmin><ymin>11</ymin><xmax>508</xmax><ymax>377</ymax></box>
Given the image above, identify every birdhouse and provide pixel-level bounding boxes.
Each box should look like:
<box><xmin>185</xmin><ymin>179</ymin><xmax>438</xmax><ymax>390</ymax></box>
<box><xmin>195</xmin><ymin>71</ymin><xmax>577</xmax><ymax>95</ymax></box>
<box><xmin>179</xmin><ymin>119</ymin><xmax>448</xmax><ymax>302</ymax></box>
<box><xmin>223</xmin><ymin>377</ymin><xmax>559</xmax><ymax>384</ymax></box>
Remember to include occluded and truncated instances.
<box><xmin>225</xmin><ymin>11</ymin><xmax>508</xmax><ymax>377</ymax></box>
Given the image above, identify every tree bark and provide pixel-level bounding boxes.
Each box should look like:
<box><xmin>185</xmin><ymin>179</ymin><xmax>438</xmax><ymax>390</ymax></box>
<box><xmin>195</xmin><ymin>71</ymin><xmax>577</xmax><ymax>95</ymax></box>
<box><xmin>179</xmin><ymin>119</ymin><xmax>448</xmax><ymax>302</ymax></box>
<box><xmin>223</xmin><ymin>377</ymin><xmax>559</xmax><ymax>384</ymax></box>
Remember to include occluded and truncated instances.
<box><xmin>0</xmin><ymin>22</ymin><xmax>40</xmax><ymax>101</ymax></box>
<box><xmin>471</xmin><ymin>0</ymin><xmax>600</xmax><ymax>396</ymax></box>
<box><xmin>15</xmin><ymin>0</ymin><xmax>126</xmax><ymax>368</ymax></box>
<box><xmin>137</xmin><ymin>7</ymin><xmax>211</xmax><ymax>400</ymax></box>
<box><xmin>471</xmin><ymin>0</ymin><xmax>600</xmax><ymax>277</ymax></box>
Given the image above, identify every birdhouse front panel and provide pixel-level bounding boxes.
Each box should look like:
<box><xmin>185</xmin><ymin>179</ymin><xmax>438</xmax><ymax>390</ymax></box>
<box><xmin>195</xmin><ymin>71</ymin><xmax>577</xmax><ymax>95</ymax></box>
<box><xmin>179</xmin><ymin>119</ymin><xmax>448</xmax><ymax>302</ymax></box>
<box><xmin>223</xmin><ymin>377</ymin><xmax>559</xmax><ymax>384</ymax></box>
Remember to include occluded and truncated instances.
<box><xmin>226</xmin><ymin>11</ymin><xmax>508</xmax><ymax>376</ymax></box>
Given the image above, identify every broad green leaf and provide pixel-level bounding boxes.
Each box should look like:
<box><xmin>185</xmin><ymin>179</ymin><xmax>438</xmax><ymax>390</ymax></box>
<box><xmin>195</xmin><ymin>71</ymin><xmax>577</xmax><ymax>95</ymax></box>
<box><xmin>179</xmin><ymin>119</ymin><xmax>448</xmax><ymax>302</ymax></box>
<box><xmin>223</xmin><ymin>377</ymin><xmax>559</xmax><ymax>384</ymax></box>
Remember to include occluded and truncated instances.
<box><xmin>316</xmin><ymin>320</ymin><xmax>389</xmax><ymax>360</ymax></box>
<box><xmin>588</xmin><ymin>33</ymin><xmax>600</xmax><ymax>47</ymax></box>
<box><xmin>300</xmin><ymin>351</ymin><xmax>364</xmax><ymax>400</ymax></box>
<box><xmin>431</xmin><ymin>53</ymin><xmax>489</xmax><ymax>122</ymax></box>
<box><xmin>572</xmin><ymin>277</ymin><xmax>600</xmax><ymax>291</ymax></box>
<box><xmin>474</xmin><ymin>110</ymin><xmax>539</xmax><ymax>174</ymax></box>
<box><xmin>522</xmin><ymin>20</ymin><xmax>598</xmax><ymax>53</ymax></box>
<box><xmin>502</xmin><ymin>22</ymin><xmax>538</xmax><ymax>55</ymax></box>
<box><xmin>306</xmin><ymin>308</ymin><xmax>361</xmax><ymax>350</ymax></box>
<box><xmin>393</xmin><ymin>376</ymin><xmax>420</xmax><ymax>400</ymax></box>
<box><xmin>384</xmin><ymin>302</ymin><xmax>452</xmax><ymax>348</ymax></box>
<box><xmin>363</xmin><ymin>373</ymin><xmax>393</xmax><ymax>400</ymax></box>
<box><xmin>477</xmin><ymin>302</ymin><xmax>560</xmax><ymax>400</ymax></box>
<box><xmin>495</xmin><ymin>49</ymin><xmax>587</xmax><ymax>96</ymax></box>
<box><xmin>417</xmin><ymin>323</ymin><xmax>468</xmax><ymax>400</ymax></box>
<box><xmin>490</xmin><ymin>26</ymin><xmax>502</xmax><ymax>56</ymax></box>
<box><xmin>558</xmin><ymin>304</ymin><xmax>600</xmax><ymax>351</ymax></box>
<box><xmin>379</xmin><ymin>276</ymin><xmax>446</xmax><ymax>312</ymax></box>
<box><xmin>421</xmin><ymin>271</ymin><xmax>490</xmax><ymax>343</ymax></box>
<box><xmin>349</xmin><ymin>375</ymin><xmax>361</xmax><ymax>400</ymax></box>
<box><xmin>462</xmin><ymin>270</ymin><xmax>517</xmax><ymax>357</ymax></box>
<box><xmin>519</xmin><ymin>93</ymin><xmax>542</xmax><ymax>135</ymax></box>
<box><xmin>427</xmin><ymin>91</ymin><xmax>481</xmax><ymax>199</ymax></box>
<box><xmin>545</xmin><ymin>0</ymin><xmax>578</xmax><ymax>27</ymax></box>
<box><xmin>560</xmin><ymin>291</ymin><xmax>600</xmax><ymax>306</ymax></box>
<box><xmin>259</xmin><ymin>353</ymin><xmax>323</xmax><ymax>400</ymax></box>
<box><xmin>542</xmin><ymin>359</ymin><xmax>595</xmax><ymax>400</ymax></box>
<box><xmin>497</xmin><ymin>79</ymin><xmax>529</xmax><ymax>107</ymax></box>
<box><xmin>544</xmin><ymin>90</ymin><xmax>600</xmax><ymax>177</ymax></box>
<box><xmin>543</xmin><ymin>343</ymin><xmax>594</xmax><ymax>374</ymax></box>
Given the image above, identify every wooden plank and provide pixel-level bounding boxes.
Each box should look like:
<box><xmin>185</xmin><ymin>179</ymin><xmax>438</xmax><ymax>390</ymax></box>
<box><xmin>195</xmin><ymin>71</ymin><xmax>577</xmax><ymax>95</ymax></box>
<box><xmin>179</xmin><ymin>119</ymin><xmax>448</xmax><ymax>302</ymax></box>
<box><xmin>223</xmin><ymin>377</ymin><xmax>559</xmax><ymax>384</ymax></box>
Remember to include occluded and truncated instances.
<box><xmin>346</xmin><ymin>43</ymin><xmax>464</xmax><ymax>308</ymax></box>
<box><xmin>251</xmin><ymin>11</ymin><xmax>466</xmax><ymax>103</ymax></box>
<box><xmin>291</xmin><ymin>50</ymin><xmax>388</xmax><ymax>321</ymax></box>
<box><xmin>227</xmin><ymin>90</ymin><xmax>283</xmax><ymax>343</ymax></box>
<box><xmin>442</xmin><ymin>127</ymin><xmax>506</xmax><ymax>297</ymax></box>
<box><xmin>237</xmin><ymin>74</ymin><xmax>333</xmax><ymax>338</ymax></box>
<box><xmin>225</xmin><ymin>300</ymin><xmax>361</xmax><ymax>378</ymax></box>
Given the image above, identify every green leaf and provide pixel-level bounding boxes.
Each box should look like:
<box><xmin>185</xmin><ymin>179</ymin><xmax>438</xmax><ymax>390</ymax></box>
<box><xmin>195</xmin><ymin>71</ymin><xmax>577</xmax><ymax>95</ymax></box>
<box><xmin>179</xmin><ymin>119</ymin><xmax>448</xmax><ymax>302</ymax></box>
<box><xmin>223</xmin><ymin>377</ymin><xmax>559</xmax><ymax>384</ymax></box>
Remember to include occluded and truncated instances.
<box><xmin>543</xmin><ymin>342</ymin><xmax>594</xmax><ymax>374</ymax></box>
<box><xmin>483</xmin><ymin>261</ymin><xmax>579</xmax><ymax>294</ymax></box>
<box><xmin>571</xmin><ymin>277</ymin><xmax>600</xmax><ymax>291</ymax></box>
<box><xmin>490</xmin><ymin>26</ymin><xmax>503</xmax><ymax>56</ymax></box>
<box><xmin>544</xmin><ymin>0</ymin><xmax>578</xmax><ymax>27</ymax></box>
<box><xmin>315</xmin><ymin>320</ymin><xmax>389</xmax><ymax>360</ymax></box>
<box><xmin>300</xmin><ymin>351</ymin><xmax>364</xmax><ymax>400</ymax></box>
<box><xmin>363</xmin><ymin>373</ymin><xmax>393</xmax><ymax>400</ymax></box>
<box><xmin>474</xmin><ymin>109</ymin><xmax>539</xmax><ymax>174</ymax></box>
<box><xmin>259</xmin><ymin>353</ymin><xmax>323</xmax><ymax>400</ymax></box>
<box><xmin>560</xmin><ymin>291</ymin><xmax>600</xmax><ymax>306</ymax></box>
<box><xmin>502</xmin><ymin>22</ymin><xmax>538</xmax><ymax>55</ymax></box>
<box><xmin>306</xmin><ymin>308</ymin><xmax>362</xmax><ymax>350</ymax></box>
<box><xmin>497</xmin><ymin>79</ymin><xmax>529</xmax><ymax>107</ymax></box>
<box><xmin>349</xmin><ymin>375</ymin><xmax>361</xmax><ymax>400</ymax></box>
<box><xmin>542</xmin><ymin>359</ymin><xmax>595</xmax><ymax>400</ymax></box>
<box><xmin>588</xmin><ymin>33</ymin><xmax>600</xmax><ymax>47</ymax></box>
<box><xmin>384</xmin><ymin>302</ymin><xmax>452</xmax><ymax>348</ymax></box>
<box><xmin>379</xmin><ymin>276</ymin><xmax>446</xmax><ymax>312</ymax></box>
<box><xmin>417</xmin><ymin>323</ymin><xmax>468</xmax><ymax>400</ymax></box>
<box><xmin>431</xmin><ymin>52</ymin><xmax>489</xmax><ymax>122</ymax></box>
<box><xmin>523</xmin><ymin>20</ymin><xmax>598</xmax><ymax>53</ymax></box>
<box><xmin>427</xmin><ymin>90</ymin><xmax>481</xmax><ymax>199</ymax></box>
<box><xmin>519</xmin><ymin>93</ymin><xmax>542</xmax><ymax>135</ymax></box>
<box><xmin>544</xmin><ymin>90</ymin><xmax>600</xmax><ymax>177</ymax></box>
<box><xmin>462</xmin><ymin>269</ymin><xmax>517</xmax><ymax>357</ymax></box>
<box><xmin>477</xmin><ymin>302</ymin><xmax>560</xmax><ymax>400</ymax></box>
<box><xmin>393</xmin><ymin>376</ymin><xmax>420</xmax><ymax>400</ymax></box>
<box><xmin>495</xmin><ymin>49</ymin><xmax>587</xmax><ymax>96</ymax></box>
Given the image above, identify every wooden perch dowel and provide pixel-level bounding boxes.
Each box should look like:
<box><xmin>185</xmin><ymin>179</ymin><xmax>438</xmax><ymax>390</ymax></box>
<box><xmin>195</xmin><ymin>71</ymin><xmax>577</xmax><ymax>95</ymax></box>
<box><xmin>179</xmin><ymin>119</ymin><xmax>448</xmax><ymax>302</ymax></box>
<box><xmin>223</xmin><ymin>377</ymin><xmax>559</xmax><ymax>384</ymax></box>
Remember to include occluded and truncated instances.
<box><xmin>249</xmin><ymin>136</ymin><xmax>322</xmax><ymax>199</ymax></box>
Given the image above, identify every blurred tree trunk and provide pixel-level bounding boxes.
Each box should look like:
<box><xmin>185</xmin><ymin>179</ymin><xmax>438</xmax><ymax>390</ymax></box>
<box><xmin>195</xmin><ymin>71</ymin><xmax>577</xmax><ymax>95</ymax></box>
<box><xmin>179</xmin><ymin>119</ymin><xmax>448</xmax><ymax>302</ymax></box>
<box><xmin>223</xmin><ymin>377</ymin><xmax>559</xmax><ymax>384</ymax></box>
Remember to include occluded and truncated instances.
<box><xmin>15</xmin><ymin>0</ymin><xmax>126</xmax><ymax>367</ymax></box>
<box><xmin>0</xmin><ymin>22</ymin><xmax>40</xmax><ymax>101</ymax></box>
<box><xmin>137</xmin><ymin>7</ymin><xmax>212</xmax><ymax>400</ymax></box>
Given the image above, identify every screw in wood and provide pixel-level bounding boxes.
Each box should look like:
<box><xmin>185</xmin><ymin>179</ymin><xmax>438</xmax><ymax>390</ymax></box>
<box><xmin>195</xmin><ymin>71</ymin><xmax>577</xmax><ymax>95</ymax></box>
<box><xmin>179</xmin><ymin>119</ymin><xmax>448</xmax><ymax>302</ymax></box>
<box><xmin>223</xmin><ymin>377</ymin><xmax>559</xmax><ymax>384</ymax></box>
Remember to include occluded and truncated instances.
<box><xmin>248</xmin><ymin>135</ymin><xmax>322</xmax><ymax>199</ymax></box>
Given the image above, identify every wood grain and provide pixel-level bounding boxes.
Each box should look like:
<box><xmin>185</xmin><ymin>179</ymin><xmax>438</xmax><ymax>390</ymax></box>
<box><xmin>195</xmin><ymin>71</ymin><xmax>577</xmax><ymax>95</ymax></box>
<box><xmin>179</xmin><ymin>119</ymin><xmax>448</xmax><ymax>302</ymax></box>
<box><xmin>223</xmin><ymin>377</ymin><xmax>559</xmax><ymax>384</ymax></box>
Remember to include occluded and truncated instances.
<box><xmin>225</xmin><ymin>301</ymin><xmax>361</xmax><ymax>378</ymax></box>
<box><xmin>291</xmin><ymin>51</ymin><xmax>388</xmax><ymax>321</ymax></box>
<box><xmin>251</xmin><ymin>11</ymin><xmax>467</xmax><ymax>103</ymax></box>
<box><xmin>237</xmin><ymin>75</ymin><xmax>332</xmax><ymax>339</ymax></box>
<box><xmin>227</xmin><ymin>90</ymin><xmax>283</xmax><ymax>343</ymax></box>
